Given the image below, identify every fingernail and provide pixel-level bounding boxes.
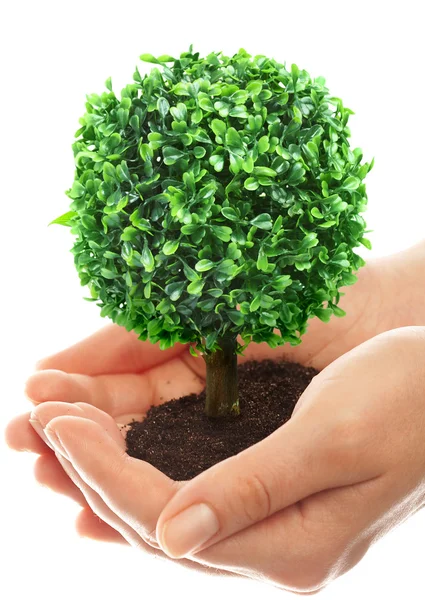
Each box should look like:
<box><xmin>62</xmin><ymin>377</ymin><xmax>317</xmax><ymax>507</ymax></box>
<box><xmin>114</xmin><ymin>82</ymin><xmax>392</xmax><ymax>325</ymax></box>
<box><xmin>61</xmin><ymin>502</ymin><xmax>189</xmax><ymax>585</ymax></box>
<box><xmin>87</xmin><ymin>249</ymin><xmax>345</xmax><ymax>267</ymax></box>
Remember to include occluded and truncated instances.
<box><xmin>160</xmin><ymin>503</ymin><xmax>219</xmax><ymax>558</ymax></box>
<box><xmin>44</xmin><ymin>427</ymin><xmax>69</xmax><ymax>460</ymax></box>
<box><xmin>29</xmin><ymin>419</ymin><xmax>54</xmax><ymax>451</ymax></box>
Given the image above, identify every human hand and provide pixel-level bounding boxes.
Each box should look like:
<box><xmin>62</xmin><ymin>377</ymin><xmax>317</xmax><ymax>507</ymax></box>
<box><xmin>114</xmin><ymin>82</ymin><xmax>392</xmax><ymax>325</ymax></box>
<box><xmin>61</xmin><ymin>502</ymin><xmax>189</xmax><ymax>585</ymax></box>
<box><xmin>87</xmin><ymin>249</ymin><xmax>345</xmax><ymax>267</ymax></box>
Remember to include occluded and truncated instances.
<box><xmin>152</xmin><ymin>325</ymin><xmax>425</xmax><ymax>593</ymax></box>
<box><xmin>5</xmin><ymin>255</ymin><xmax>384</xmax><ymax>530</ymax></box>
<box><xmin>4</xmin><ymin>244</ymin><xmax>425</xmax><ymax>590</ymax></box>
<box><xmin>11</xmin><ymin>326</ymin><xmax>425</xmax><ymax>593</ymax></box>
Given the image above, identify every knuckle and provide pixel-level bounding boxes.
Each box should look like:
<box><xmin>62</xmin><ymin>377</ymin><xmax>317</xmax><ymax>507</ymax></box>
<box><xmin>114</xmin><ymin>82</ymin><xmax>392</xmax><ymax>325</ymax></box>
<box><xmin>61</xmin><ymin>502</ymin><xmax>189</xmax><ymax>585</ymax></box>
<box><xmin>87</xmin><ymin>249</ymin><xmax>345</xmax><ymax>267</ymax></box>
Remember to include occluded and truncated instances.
<box><xmin>232</xmin><ymin>471</ymin><xmax>272</xmax><ymax>524</ymax></box>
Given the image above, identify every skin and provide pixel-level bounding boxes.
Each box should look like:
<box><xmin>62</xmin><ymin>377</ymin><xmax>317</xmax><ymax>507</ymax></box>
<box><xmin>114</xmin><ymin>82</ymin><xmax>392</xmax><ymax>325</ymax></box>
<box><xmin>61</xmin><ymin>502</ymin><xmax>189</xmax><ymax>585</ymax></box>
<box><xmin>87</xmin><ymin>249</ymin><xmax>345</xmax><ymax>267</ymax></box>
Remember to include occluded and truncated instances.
<box><xmin>5</xmin><ymin>240</ymin><xmax>425</xmax><ymax>594</ymax></box>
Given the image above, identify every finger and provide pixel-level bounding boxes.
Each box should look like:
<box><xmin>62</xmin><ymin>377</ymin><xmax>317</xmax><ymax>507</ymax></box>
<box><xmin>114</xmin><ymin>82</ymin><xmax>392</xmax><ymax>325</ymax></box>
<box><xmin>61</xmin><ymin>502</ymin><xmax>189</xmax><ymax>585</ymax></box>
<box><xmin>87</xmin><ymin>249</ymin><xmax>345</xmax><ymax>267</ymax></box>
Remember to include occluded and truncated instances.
<box><xmin>34</xmin><ymin>453</ymin><xmax>88</xmax><ymax>507</ymax></box>
<box><xmin>4</xmin><ymin>413</ymin><xmax>50</xmax><ymax>454</ymax></box>
<box><xmin>25</xmin><ymin>356</ymin><xmax>204</xmax><ymax>418</ymax></box>
<box><xmin>35</xmin><ymin>415</ymin><xmax>257</xmax><ymax>581</ymax></box>
<box><xmin>30</xmin><ymin>401</ymin><xmax>126</xmax><ymax>449</ymax></box>
<box><xmin>52</xmin><ymin>448</ymin><xmax>148</xmax><ymax>549</ymax></box>
<box><xmin>36</xmin><ymin>324</ymin><xmax>186</xmax><ymax>375</ymax></box>
<box><xmin>75</xmin><ymin>507</ymin><xmax>128</xmax><ymax>545</ymax></box>
<box><xmin>42</xmin><ymin>415</ymin><xmax>178</xmax><ymax>543</ymax></box>
<box><xmin>29</xmin><ymin>401</ymin><xmax>128</xmax><ymax>511</ymax></box>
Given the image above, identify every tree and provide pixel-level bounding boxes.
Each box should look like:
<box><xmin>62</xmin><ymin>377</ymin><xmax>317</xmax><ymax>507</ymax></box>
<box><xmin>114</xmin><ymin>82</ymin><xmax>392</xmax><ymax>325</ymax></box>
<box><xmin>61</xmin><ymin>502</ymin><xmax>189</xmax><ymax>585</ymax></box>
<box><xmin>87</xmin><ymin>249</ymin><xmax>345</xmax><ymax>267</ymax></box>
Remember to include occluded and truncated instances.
<box><xmin>53</xmin><ymin>47</ymin><xmax>373</xmax><ymax>418</ymax></box>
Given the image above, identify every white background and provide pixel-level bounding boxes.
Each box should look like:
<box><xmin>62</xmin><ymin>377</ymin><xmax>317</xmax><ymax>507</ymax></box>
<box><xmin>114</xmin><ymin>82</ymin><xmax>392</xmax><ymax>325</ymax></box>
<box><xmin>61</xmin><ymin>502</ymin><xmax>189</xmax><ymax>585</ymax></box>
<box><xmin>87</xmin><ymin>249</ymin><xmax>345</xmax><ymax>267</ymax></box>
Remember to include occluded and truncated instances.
<box><xmin>1</xmin><ymin>1</ymin><xmax>424</xmax><ymax>598</ymax></box>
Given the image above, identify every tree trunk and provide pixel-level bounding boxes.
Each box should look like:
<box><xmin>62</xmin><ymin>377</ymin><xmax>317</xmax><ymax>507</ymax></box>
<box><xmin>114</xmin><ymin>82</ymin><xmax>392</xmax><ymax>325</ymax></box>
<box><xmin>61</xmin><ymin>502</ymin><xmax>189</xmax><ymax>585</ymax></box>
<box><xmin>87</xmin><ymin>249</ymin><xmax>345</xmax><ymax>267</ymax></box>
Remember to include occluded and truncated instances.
<box><xmin>203</xmin><ymin>335</ymin><xmax>240</xmax><ymax>418</ymax></box>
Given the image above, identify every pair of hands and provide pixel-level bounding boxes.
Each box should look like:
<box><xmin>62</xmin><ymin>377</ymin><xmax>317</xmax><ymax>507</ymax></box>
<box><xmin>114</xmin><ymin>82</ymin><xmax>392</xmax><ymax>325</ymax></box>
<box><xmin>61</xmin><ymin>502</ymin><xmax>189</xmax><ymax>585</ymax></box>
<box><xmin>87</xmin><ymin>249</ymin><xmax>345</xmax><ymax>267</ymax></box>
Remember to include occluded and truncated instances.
<box><xmin>5</xmin><ymin>244</ymin><xmax>425</xmax><ymax>594</ymax></box>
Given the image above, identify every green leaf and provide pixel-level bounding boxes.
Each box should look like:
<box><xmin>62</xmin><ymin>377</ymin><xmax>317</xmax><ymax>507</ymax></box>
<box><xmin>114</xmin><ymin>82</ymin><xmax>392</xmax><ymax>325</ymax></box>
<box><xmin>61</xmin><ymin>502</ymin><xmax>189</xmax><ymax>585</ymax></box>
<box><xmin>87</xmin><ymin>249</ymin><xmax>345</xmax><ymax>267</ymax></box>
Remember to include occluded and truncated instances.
<box><xmin>49</xmin><ymin>211</ymin><xmax>77</xmax><ymax>227</ymax></box>
<box><xmin>311</xmin><ymin>207</ymin><xmax>323</xmax><ymax>219</ymax></box>
<box><xmin>170</xmin><ymin>103</ymin><xmax>188</xmax><ymax>122</ymax></box>
<box><xmin>198</xmin><ymin>93</ymin><xmax>214</xmax><ymax>112</ymax></box>
<box><xmin>360</xmin><ymin>237</ymin><xmax>372</xmax><ymax>250</ymax></box>
<box><xmin>193</xmin><ymin>146</ymin><xmax>206</xmax><ymax>158</ymax></box>
<box><xmin>141</xmin><ymin>243</ymin><xmax>155</xmax><ymax>272</ymax></box>
<box><xmin>162</xmin><ymin>239</ymin><xmax>180</xmax><ymax>255</ymax></box>
<box><xmin>191</xmin><ymin>107</ymin><xmax>203</xmax><ymax>124</ymax></box>
<box><xmin>173</xmin><ymin>81</ymin><xmax>191</xmax><ymax>96</ymax></box>
<box><xmin>182</xmin><ymin>261</ymin><xmax>198</xmax><ymax>281</ymax></box>
<box><xmin>226</xmin><ymin>242</ymin><xmax>242</xmax><ymax>260</ymax></box>
<box><xmin>69</xmin><ymin>180</ymin><xmax>85</xmax><ymax>198</ymax></box>
<box><xmin>81</xmin><ymin>214</ymin><xmax>97</xmax><ymax>230</ymax></box>
<box><xmin>315</xmin><ymin>308</ymin><xmax>333</xmax><ymax>322</ymax></box>
<box><xmin>212</xmin><ymin>225</ymin><xmax>232</xmax><ymax>242</ymax></box>
<box><xmin>242</xmin><ymin>155</ymin><xmax>254</xmax><ymax>173</ymax></box>
<box><xmin>287</xmin><ymin>163</ymin><xmax>306</xmax><ymax>184</ymax></box>
<box><xmin>244</xmin><ymin>177</ymin><xmax>259</xmax><ymax>191</ymax></box>
<box><xmin>221</xmin><ymin>207</ymin><xmax>239</xmax><ymax>222</ymax></box>
<box><xmin>250</xmin><ymin>213</ymin><xmax>272</xmax><ymax>230</ymax></box>
<box><xmin>272</xmin><ymin>275</ymin><xmax>292</xmax><ymax>291</ymax></box>
<box><xmin>189</xmin><ymin>345</ymin><xmax>199</xmax><ymax>357</ymax></box>
<box><xmin>229</xmin><ymin>105</ymin><xmax>249</xmax><ymax>119</ymax></box>
<box><xmin>332</xmin><ymin>306</ymin><xmax>347</xmax><ymax>317</ymax></box>
<box><xmin>231</xmin><ymin>89</ymin><xmax>249</xmax><ymax>104</ymax></box>
<box><xmin>209</xmin><ymin>154</ymin><xmax>224</xmax><ymax>172</ymax></box>
<box><xmin>187</xmin><ymin>279</ymin><xmax>205</xmax><ymax>295</ymax></box>
<box><xmin>195</xmin><ymin>259</ymin><xmax>215</xmax><ymax>272</ymax></box>
<box><xmin>117</xmin><ymin>107</ymin><xmax>129</xmax><ymax>129</ymax></box>
<box><xmin>157</xmin><ymin>54</ymin><xmax>175</xmax><ymax>63</ymax></box>
<box><xmin>205</xmin><ymin>331</ymin><xmax>219</xmax><ymax>350</ymax></box>
<box><xmin>246</xmin><ymin>80</ymin><xmax>263</xmax><ymax>95</ymax></box>
<box><xmin>319</xmin><ymin>220</ymin><xmax>336</xmax><ymax>228</ymax></box>
<box><xmin>258</xmin><ymin>135</ymin><xmax>270</xmax><ymax>153</ymax></box>
<box><xmin>342</xmin><ymin>176</ymin><xmax>360</xmax><ymax>191</ymax></box>
<box><xmin>225</xmin><ymin>127</ymin><xmax>242</xmax><ymax>149</ymax></box>
<box><xmin>228</xmin><ymin>310</ymin><xmax>244</xmax><ymax>326</ymax></box>
<box><xmin>253</xmin><ymin>166</ymin><xmax>277</xmax><ymax>177</ymax></box>
<box><xmin>101</xmin><ymin>268</ymin><xmax>118</xmax><ymax>279</ymax></box>
<box><xmin>165</xmin><ymin>281</ymin><xmax>186</xmax><ymax>301</ymax></box>
<box><xmin>210</xmin><ymin>119</ymin><xmax>226</xmax><ymax>138</ymax></box>
<box><xmin>250</xmin><ymin>294</ymin><xmax>261</xmax><ymax>312</ymax></box>
<box><xmin>157</xmin><ymin>97</ymin><xmax>170</xmax><ymax>118</ymax></box>
<box><xmin>257</xmin><ymin>248</ymin><xmax>269</xmax><ymax>272</ymax></box>
<box><xmin>163</xmin><ymin>146</ymin><xmax>185</xmax><ymax>165</ymax></box>
<box><xmin>140</xmin><ymin>53</ymin><xmax>159</xmax><ymax>63</ymax></box>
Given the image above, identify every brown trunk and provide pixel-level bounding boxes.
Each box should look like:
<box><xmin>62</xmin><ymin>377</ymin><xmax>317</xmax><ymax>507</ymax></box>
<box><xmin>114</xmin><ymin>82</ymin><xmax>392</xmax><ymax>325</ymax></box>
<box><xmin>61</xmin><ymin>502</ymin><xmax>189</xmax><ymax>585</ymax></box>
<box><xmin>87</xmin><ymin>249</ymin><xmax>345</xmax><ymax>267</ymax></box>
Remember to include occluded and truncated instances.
<box><xmin>203</xmin><ymin>335</ymin><xmax>240</xmax><ymax>418</ymax></box>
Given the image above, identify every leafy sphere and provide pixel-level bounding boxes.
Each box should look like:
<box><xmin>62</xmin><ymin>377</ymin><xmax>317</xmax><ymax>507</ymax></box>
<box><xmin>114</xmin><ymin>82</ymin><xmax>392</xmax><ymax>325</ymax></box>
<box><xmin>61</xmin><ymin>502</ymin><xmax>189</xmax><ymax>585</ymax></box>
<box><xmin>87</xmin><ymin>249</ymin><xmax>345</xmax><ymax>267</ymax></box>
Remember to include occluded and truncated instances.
<box><xmin>62</xmin><ymin>47</ymin><xmax>373</xmax><ymax>352</ymax></box>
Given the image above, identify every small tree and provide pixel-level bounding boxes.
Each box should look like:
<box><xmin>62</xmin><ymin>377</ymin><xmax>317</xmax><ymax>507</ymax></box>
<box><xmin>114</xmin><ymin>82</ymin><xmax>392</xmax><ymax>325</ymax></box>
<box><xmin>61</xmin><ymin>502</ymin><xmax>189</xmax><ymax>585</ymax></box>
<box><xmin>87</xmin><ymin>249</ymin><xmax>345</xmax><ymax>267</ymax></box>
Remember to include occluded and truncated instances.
<box><xmin>54</xmin><ymin>47</ymin><xmax>372</xmax><ymax>418</ymax></box>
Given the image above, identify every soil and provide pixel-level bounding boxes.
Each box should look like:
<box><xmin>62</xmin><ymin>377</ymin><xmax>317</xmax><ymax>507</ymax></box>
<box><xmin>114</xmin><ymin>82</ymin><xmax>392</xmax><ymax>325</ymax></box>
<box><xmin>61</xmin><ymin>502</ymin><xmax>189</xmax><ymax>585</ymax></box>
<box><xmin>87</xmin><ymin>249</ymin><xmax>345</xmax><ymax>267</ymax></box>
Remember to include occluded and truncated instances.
<box><xmin>125</xmin><ymin>359</ymin><xmax>318</xmax><ymax>481</ymax></box>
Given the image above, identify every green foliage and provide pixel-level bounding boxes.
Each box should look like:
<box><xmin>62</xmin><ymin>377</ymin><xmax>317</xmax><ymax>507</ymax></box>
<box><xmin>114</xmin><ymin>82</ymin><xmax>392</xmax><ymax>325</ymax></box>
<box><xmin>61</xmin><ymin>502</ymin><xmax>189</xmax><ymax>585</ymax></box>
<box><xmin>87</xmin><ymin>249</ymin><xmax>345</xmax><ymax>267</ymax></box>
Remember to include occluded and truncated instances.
<box><xmin>60</xmin><ymin>47</ymin><xmax>373</xmax><ymax>353</ymax></box>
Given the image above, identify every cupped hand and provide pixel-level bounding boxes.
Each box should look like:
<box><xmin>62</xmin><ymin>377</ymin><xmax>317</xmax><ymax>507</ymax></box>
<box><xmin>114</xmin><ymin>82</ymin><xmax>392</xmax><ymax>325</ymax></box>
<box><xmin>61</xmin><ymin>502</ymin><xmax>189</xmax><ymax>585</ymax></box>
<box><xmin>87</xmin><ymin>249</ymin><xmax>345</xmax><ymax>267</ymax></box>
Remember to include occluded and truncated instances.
<box><xmin>4</xmin><ymin>255</ymin><xmax>425</xmax><ymax>591</ymax></box>
<box><xmin>155</xmin><ymin>326</ymin><xmax>425</xmax><ymax>593</ymax></box>
<box><xmin>5</xmin><ymin>260</ymin><xmax>381</xmax><ymax>522</ymax></box>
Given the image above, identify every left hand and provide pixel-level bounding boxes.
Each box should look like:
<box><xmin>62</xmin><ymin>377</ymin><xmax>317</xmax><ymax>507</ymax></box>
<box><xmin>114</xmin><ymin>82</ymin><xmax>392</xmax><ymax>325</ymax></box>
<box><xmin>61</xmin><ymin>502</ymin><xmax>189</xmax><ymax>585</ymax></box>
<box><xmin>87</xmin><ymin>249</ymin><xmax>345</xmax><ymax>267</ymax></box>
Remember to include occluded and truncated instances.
<box><xmin>18</xmin><ymin>326</ymin><xmax>425</xmax><ymax>594</ymax></box>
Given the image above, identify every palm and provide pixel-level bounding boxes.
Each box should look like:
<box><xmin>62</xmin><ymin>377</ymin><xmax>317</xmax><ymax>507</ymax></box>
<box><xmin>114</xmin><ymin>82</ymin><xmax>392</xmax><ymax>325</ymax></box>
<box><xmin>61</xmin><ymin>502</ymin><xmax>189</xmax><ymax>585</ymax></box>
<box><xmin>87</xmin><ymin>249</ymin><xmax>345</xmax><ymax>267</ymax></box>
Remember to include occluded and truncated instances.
<box><xmin>6</xmin><ymin>261</ymin><xmax>389</xmax><ymax>548</ymax></box>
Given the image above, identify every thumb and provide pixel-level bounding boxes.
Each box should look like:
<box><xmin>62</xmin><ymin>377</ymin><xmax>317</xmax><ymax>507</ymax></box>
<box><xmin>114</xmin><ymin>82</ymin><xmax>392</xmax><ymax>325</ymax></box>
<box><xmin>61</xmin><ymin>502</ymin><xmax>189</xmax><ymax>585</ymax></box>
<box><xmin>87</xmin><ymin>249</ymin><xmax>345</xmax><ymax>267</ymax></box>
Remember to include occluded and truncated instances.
<box><xmin>154</xmin><ymin>388</ymin><xmax>373</xmax><ymax>558</ymax></box>
<box><xmin>155</xmin><ymin>328</ymin><xmax>420</xmax><ymax>559</ymax></box>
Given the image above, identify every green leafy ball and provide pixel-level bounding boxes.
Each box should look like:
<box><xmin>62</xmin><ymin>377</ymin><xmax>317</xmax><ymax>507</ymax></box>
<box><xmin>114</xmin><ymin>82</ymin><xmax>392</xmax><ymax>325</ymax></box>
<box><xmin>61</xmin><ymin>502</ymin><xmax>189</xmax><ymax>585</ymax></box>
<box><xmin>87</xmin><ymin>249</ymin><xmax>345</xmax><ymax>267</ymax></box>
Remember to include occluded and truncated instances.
<box><xmin>63</xmin><ymin>47</ymin><xmax>373</xmax><ymax>352</ymax></box>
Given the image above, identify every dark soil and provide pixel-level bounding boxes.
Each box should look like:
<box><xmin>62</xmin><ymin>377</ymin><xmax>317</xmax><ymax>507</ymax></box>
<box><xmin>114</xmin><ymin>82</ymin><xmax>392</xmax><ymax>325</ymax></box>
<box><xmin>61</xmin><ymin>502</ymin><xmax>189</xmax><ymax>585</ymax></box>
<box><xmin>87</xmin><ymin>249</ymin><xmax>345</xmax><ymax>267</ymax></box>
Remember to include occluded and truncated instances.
<box><xmin>125</xmin><ymin>359</ymin><xmax>317</xmax><ymax>481</ymax></box>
